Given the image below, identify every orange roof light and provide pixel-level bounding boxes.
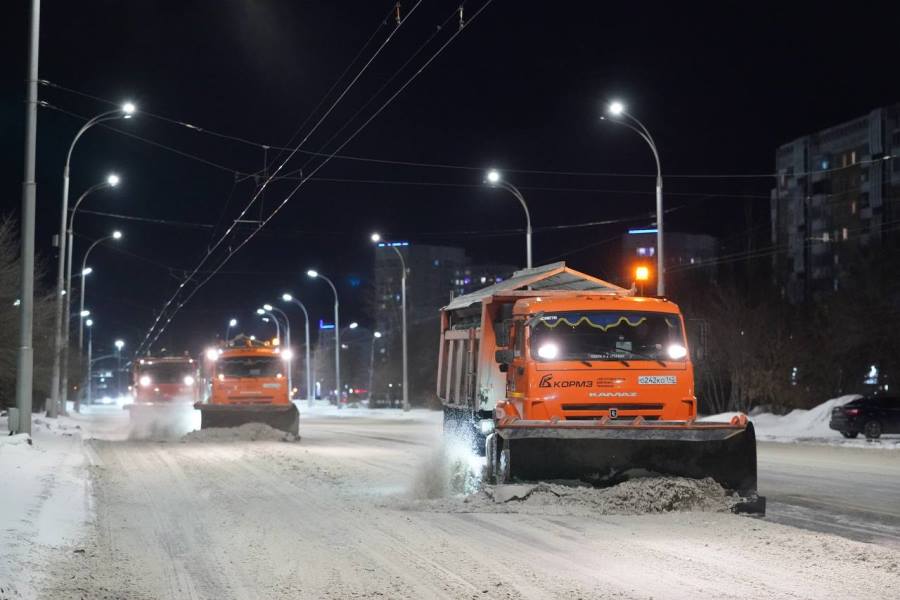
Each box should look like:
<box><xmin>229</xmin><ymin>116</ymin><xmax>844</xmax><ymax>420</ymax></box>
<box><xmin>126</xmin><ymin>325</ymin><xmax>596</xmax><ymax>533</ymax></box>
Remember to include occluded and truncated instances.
<box><xmin>635</xmin><ymin>265</ymin><xmax>650</xmax><ymax>282</ymax></box>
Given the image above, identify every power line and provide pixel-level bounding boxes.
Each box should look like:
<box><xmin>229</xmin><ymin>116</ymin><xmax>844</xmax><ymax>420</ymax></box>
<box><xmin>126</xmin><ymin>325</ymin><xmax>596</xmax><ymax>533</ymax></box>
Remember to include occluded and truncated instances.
<box><xmin>137</xmin><ymin>1</ymin><xmax>428</xmax><ymax>354</ymax></box>
<box><xmin>141</xmin><ymin>1</ymin><xmax>497</xmax><ymax>353</ymax></box>
<box><xmin>44</xmin><ymin>83</ymin><xmax>895</xmax><ymax>182</ymax></box>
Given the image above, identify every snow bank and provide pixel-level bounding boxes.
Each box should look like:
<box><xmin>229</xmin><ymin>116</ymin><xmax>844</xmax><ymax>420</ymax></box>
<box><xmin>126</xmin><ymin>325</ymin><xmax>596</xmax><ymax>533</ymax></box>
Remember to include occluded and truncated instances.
<box><xmin>1</xmin><ymin>413</ymin><xmax>92</xmax><ymax>597</ymax></box>
<box><xmin>702</xmin><ymin>394</ymin><xmax>900</xmax><ymax>448</ymax></box>
<box><xmin>181</xmin><ymin>422</ymin><xmax>297</xmax><ymax>442</ymax></box>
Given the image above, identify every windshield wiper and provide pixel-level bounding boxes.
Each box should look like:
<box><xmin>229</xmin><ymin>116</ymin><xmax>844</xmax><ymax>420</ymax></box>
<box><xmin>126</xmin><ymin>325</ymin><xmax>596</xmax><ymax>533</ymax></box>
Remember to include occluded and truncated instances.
<box><xmin>580</xmin><ymin>360</ymin><xmax>593</xmax><ymax>367</ymax></box>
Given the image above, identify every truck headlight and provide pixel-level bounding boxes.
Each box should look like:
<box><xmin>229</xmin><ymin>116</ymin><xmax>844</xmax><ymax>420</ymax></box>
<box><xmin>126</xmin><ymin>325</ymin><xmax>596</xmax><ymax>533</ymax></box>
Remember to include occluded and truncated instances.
<box><xmin>139</xmin><ymin>375</ymin><xmax>152</xmax><ymax>387</ymax></box>
<box><xmin>479</xmin><ymin>419</ymin><xmax>495</xmax><ymax>435</ymax></box>
<box><xmin>183</xmin><ymin>375</ymin><xmax>195</xmax><ymax>386</ymax></box>
<box><xmin>667</xmin><ymin>344</ymin><xmax>687</xmax><ymax>360</ymax></box>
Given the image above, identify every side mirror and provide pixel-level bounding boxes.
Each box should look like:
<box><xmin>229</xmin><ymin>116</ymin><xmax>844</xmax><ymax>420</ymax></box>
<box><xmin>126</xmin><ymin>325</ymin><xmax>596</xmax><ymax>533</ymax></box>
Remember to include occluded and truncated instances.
<box><xmin>495</xmin><ymin>320</ymin><xmax>511</xmax><ymax>347</ymax></box>
<box><xmin>495</xmin><ymin>349</ymin><xmax>514</xmax><ymax>365</ymax></box>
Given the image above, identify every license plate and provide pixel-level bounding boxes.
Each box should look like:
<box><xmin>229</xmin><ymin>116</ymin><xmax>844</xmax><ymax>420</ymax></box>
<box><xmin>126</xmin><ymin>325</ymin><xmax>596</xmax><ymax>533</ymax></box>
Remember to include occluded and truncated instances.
<box><xmin>638</xmin><ymin>375</ymin><xmax>676</xmax><ymax>385</ymax></box>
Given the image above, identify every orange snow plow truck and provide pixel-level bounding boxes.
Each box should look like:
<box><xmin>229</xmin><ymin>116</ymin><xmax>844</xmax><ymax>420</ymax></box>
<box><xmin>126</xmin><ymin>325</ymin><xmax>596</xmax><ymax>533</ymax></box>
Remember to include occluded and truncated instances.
<box><xmin>195</xmin><ymin>338</ymin><xmax>299</xmax><ymax>435</ymax></box>
<box><xmin>438</xmin><ymin>263</ymin><xmax>764</xmax><ymax>513</ymax></box>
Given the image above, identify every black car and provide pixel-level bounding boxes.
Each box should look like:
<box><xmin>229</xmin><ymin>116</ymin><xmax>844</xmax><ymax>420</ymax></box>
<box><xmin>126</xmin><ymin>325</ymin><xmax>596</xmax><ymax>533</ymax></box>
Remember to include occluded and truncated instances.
<box><xmin>829</xmin><ymin>396</ymin><xmax>900</xmax><ymax>439</ymax></box>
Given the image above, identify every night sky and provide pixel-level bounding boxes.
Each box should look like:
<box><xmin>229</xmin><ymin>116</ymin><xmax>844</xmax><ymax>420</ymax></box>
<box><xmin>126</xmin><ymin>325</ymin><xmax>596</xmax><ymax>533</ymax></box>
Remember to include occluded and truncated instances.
<box><xmin>3</xmin><ymin>1</ymin><xmax>900</xmax><ymax>357</ymax></box>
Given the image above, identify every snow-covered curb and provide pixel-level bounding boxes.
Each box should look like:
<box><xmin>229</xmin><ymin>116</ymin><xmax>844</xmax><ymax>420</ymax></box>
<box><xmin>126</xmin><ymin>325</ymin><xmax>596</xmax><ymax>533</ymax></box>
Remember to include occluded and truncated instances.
<box><xmin>701</xmin><ymin>395</ymin><xmax>900</xmax><ymax>449</ymax></box>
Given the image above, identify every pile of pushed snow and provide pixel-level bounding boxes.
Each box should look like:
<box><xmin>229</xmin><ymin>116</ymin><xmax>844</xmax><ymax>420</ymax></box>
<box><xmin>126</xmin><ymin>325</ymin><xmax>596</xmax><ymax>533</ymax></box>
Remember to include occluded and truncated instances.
<box><xmin>407</xmin><ymin>476</ymin><xmax>737</xmax><ymax>516</ymax></box>
<box><xmin>181</xmin><ymin>422</ymin><xmax>297</xmax><ymax>442</ymax></box>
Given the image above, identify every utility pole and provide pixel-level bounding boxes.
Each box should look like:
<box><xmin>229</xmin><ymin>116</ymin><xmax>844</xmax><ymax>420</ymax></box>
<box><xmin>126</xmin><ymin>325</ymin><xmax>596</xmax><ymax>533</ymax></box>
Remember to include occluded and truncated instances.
<box><xmin>15</xmin><ymin>0</ymin><xmax>40</xmax><ymax>434</ymax></box>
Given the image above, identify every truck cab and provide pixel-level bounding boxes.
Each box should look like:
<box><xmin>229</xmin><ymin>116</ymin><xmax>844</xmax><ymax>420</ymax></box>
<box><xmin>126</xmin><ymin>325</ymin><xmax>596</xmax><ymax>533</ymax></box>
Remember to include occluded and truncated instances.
<box><xmin>498</xmin><ymin>294</ymin><xmax>696</xmax><ymax>423</ymax></box>
<box><xmin>132</xmin><ymin>356</ymin><xmax>199</xmax><ymax>405</ymax></box>
<box><xmin>209</xmin><ymin>345</ymin><xmax>290</xmax><ymax>407</ymax></box>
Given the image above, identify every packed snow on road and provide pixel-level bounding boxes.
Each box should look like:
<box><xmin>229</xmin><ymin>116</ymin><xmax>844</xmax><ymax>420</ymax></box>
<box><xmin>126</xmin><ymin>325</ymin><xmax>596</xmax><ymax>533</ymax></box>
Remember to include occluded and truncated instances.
<box><xmin>2</xmin><ymin>404</ymin><xmax>898</xmax><ymax>599</ymax></box>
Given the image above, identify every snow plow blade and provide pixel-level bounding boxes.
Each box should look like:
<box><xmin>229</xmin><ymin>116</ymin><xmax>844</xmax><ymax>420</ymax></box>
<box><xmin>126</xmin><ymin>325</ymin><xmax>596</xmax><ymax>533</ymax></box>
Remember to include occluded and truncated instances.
<box><xmin>194</xmin><ymin>403</ymin><xmax>299</xmax><ymax>436</ymax></box>
<box><xmin>487</xmin><ymin>419</ymin><xmax>763</xmax><ymax>514</ymax></box>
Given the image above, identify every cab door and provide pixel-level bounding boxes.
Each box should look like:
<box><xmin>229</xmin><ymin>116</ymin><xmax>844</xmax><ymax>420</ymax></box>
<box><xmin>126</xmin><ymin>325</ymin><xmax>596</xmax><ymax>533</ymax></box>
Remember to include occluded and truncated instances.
<box><xmin>506</xmin><ymin>319</ymin><xmax>529</xmax><ymax>397</ymax></box>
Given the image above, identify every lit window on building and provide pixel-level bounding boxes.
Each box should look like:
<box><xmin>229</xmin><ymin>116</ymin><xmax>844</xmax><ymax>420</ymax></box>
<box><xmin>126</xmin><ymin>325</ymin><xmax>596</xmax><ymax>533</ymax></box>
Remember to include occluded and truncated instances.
<box><xmin>842</xmin><ymin>227</ymin><xmax>848</xmax><ymax>240</ymax></box>
<box><xmin>851</xmin><ymin>200</ymin><xmax>857</xmax><ymax>214</ymax></box>
<box><xmin>636</xmin><ymin>247</ymin><xmax>655</xmax><ymax>257</ymax></box>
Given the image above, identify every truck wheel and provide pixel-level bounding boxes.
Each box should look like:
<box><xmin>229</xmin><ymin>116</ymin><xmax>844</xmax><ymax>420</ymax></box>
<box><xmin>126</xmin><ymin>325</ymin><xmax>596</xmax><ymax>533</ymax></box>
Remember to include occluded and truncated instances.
<box><xmin>840</xmin><ymin>431</ymin><xmax>858</xmax><ymax>439</ymax></box>
<box><xmin>864</xmin><ymin>420</ymin><xmax>882</xmax><ymax>440</ymax></box>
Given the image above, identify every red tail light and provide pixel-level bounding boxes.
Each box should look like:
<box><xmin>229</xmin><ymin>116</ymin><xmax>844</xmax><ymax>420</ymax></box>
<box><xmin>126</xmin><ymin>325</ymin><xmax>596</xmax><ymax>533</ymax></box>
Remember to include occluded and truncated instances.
<box><xmin>844</xmin><ymin>408</ymin><xmax>859</xmax><ymax>416</ymax></box>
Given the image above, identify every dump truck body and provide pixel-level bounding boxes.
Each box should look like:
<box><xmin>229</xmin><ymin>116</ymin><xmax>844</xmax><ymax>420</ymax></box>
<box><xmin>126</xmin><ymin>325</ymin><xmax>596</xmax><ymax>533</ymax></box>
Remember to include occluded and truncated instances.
<box><xmin>195</xmin><ymin>342</ymin><xmax>298</xmax><ymax>434</ymax></box>
<box><xmin>438</xmin><ymin>263</ymin><xmax>763</xmax><ymax>512</ymax></box>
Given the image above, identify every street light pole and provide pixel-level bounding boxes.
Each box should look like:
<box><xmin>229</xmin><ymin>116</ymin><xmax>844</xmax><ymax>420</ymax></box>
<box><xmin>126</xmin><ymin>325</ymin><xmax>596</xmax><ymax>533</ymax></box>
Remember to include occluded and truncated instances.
<box><xmin>224</xmin><ymin>318</ymin><xmax>237</xmax><ymax>343</ymax></box>
<box><xmin>307</xmin><ymin>270</ymin><xmax>340</xmax><ymax>406</ymax></box>
<box><xmin>485</xmin><ymin>171</ymin><xmax>532</xmax><ymax>270</ymax></box>
<box><xmin>258</xmin><ymin>311</ymin><xmax>280</xmax><ymax>341</ymax></box>
<box><xmin>114</xmin><ymin>339</ymin><xmax>125</xmax><ymax>398</ymax></box>
<box><xmin>604</xmin><ymin>101</ymin><xmax>665</xmax><ymax>296</ymax></box>
<box><xmin>368</xmin><ymin>331</ymin><xmax>382</xmax><ymax>404</ymax></box>
<box><xmin>50</xmin><ymin>102</ymin><xmax>134</xmax><ymax>418</ymax></box>
<box><xmin>15</xmin><ymin>0</ymin><xmax>40</xmax><ymax>434</ymax></box>
<box><xmin>69</xmin><ymin>176</ymin><xmax>119</xmax><ymax>350</ymax></box>
<box><xmin>370</xmin><ymin>235</ymin><xmax>410</xmax><ymax>411</ymax></box>
<box><xmin>85</xmin><ymin>319</ymin><xmax>93</xmax><ymax>405</ymax></box>
<box><xmin>283</xmin><ymin>294</ymin><xmax>312</xmax><ymax>406</ymax></box>
<box><xmin>264</xmin><ymin>304</ymin><xmax>292</xmax><ymax>399</ymax></box>
<box><xmin>75</xmin><ymin>232</ymin><xmax>121</xmax><ymax>412</ymax></box>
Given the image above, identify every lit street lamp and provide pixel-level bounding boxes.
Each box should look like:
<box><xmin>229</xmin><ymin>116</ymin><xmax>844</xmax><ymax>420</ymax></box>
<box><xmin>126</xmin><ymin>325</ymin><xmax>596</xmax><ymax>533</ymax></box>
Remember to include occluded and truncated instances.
<box><xmin>603</xmin><ymin>100</ymin><xmax>665</xmax><ymax>295</ymax></box>
<box><xmin>282</xmin><ymin>293</ymin><xmax>313</xmax><ymax>406</ymax></box>
<box><xmin>370</xmin><ymin>233</ymin><xmax>410</xmax><ymax>411</ymax></box>
<box><xmin>484</xmin><ymin>170</ymin><xmax>532</xmax><ymax>270</ymax></box>
<box><xmin>51</xmin><ymin>102</ymin><xmax>135</xmax><ymax>418</ymax></box>
<box><xmin>307</xmin><ymin>269</ymin><xmax>341</xmax><ymax>406</ymax></box>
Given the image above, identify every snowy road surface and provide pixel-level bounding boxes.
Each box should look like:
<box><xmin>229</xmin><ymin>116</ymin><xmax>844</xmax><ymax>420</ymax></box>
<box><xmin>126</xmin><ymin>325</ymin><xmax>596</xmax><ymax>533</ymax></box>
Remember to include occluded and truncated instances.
<box><xmin>17</xmin><ymin>407</ymin><xmax>900</xmax><ymax>599</ymax></box>
<box><xmin>759</xmin><ymin>442</ymin><xmax>900</xmax><ymax>547</ymax></box>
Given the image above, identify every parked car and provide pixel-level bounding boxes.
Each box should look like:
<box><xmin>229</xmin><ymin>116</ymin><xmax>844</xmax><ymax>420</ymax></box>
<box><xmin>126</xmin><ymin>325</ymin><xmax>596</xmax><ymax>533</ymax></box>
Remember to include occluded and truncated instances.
<box><xmin>829</xmin><ymin>396</ymin><xmax>900</xmax><ymax>439</ymax></box>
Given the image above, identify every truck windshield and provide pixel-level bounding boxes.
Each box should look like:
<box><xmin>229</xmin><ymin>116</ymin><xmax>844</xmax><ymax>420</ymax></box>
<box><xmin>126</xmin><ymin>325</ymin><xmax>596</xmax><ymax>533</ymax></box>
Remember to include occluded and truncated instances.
<box><xmin>529</xmin><ymin>311</ymin><xmax>686</xmax><ymax>362</ymax></box>
<box><xmin>137</xmin><ymin>362</ymin><xmax>194</xmax><ymax>384</ymax></box>
<box><xmin>218</xmin><ymin>356</ymin><xmax>282</xmax><ymax>379</ymax></box>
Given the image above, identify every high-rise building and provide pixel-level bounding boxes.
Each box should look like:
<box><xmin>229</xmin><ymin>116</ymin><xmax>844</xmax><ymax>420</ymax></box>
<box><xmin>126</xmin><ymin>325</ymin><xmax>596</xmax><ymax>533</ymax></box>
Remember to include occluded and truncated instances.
<box><xmin>770</xmin><ymin>103</ymin><xmax>900</xmax><ymax>302</ymax></box>
<box><xmin>370</xmin><ymin>243</ymin><xmax>516</xmax><ymax>404</ymax></box>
